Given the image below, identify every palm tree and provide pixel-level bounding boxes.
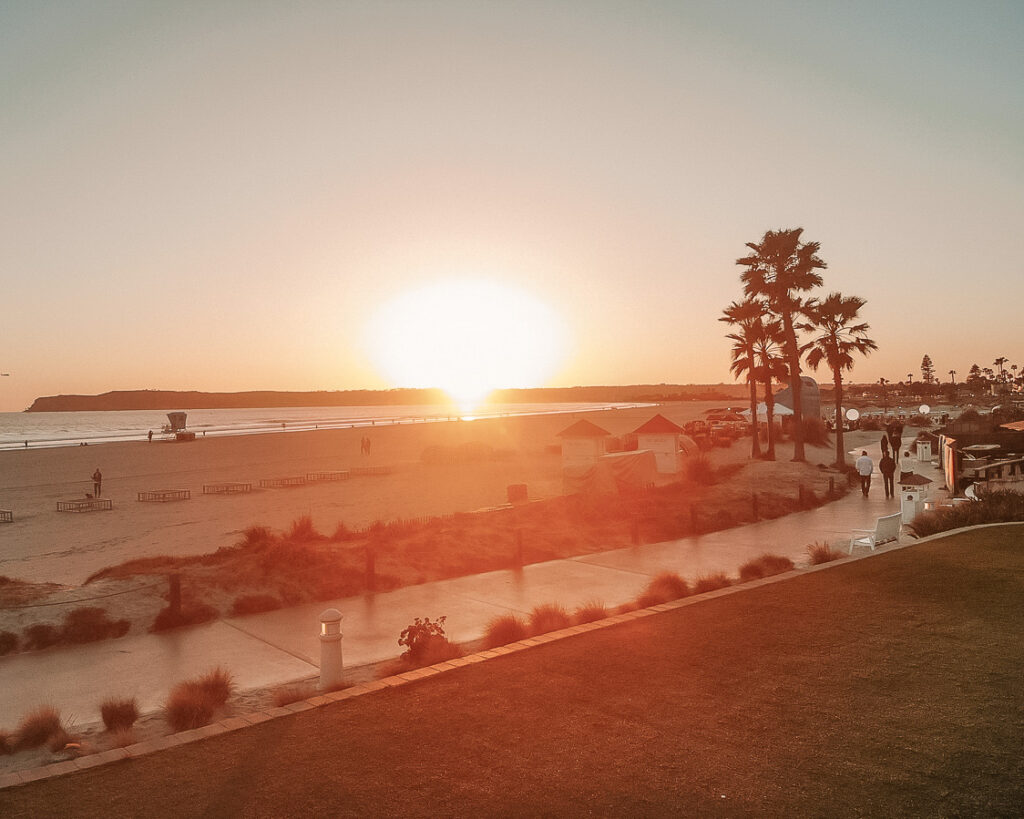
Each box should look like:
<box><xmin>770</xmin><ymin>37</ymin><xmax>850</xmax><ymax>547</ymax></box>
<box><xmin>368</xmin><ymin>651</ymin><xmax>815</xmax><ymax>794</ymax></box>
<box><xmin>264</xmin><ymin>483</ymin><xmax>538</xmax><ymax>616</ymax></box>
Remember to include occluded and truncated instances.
<box><xmin>751</xmin><ymin>316</ymin><xmax>788</xmax><ymax>461</ymax></box>
<box><xmin>994</xmin><ymin>356</ymin><xmax>1008</xmax><ymax>382</ymax></box>
<box><xmin>803</xmin><ymin>293</ymin><xmax>877</xmax><ymax>467</ymax></box>
<box><xmin>949</xmin><ymin>369</ymin><xmax>956</xmax><ymax>384</ymax></box>
<box><xmin>720</xmin><ymin>299</ymin><xmax>764</xmax><ymax>459</ymax></box>
<box><xmin>737</xmin><ymin>228</ymin><xmax>826</xmax><ymax>462</ymax></box>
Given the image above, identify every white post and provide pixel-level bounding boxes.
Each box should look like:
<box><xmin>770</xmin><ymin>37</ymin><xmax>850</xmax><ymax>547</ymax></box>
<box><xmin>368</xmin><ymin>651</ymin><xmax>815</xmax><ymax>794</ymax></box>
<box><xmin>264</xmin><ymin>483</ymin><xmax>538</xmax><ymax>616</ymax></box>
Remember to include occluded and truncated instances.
<box><xmin>318</xmin><ymin>608</ymin><xmax>344</xmax><ymax>691</ymax></box>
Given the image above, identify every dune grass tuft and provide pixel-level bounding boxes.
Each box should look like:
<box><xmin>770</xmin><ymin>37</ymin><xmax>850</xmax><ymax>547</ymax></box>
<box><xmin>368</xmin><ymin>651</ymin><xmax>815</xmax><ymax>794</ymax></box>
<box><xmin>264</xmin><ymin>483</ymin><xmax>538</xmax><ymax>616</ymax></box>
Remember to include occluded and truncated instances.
<box><xmin>484</xmin><ymin>614</ymin><xmax>529</xmax><ymax>648</ymax></box>
<box><xmin>692</xmin><ymin>573</ymin><xmax>733</xmax><ymax>594</ymax></box>
<box><xmin>100</xmin><ymin>697</ymin><xmax>139</xmax><ymax>732</ymax></box>
<box><xmin>528</xmin><ymin>604</ymin><xmax>572</xmax><ymax>635</ymax></box>
<box><xmin>572</xmin><ymin>600</ymin><xmax>608</xmax><ymax>624</ymax></box>
<box><xmin>637</xmin><ymin>572</ymin><xmax>690</xmax><ymax>608</ymax></box>
<box><xmin>14</xmin><ymin>706</ymin><xmax>62</xmax><ymax>751</ymax></box>
<box><xmin>807</xmin><ymin>541</ymin><xmax>844</xmax><ymax>564</ymax></box>
<box><xmin>164</xmin><ymin>667</ymin><xmax>234</xmax><ymax>732</ymax></box>
<box><xmin>739</xmin><ymin>553</ymin><xmax>795</xmax><ymax>582</ymax></box>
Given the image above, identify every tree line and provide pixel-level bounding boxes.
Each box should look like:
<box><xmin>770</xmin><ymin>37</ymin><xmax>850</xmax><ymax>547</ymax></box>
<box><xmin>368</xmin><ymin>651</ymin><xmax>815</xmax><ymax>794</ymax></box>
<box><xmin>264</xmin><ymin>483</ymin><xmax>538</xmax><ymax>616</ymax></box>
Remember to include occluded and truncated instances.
<box><xmin>721</xmin><ymin>227</ymin><xmax>876</xmax><ymax>469</ymax></box>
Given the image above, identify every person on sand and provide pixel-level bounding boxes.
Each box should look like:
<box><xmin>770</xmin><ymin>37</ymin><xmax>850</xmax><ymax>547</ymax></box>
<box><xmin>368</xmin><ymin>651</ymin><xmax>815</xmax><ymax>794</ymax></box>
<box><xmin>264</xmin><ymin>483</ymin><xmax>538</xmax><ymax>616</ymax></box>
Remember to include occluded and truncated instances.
<box><xmin>880</xmin><ymin>434</ymin><xmax>889</xmax><ymax>458</ymax></box>
<box><xmin>855</xmin><ymin>451</ymin><xmax>873</xmax><ymax>497</ymax></box>
<box><xmin>92</xmin><ymin>468</ymin><xmax>102</xmax><ymax>497</ymax></box>
<box><xmin>879</xmin><ymin>451</ymin><xmax>896</xmax><ymax>499</ymax></box>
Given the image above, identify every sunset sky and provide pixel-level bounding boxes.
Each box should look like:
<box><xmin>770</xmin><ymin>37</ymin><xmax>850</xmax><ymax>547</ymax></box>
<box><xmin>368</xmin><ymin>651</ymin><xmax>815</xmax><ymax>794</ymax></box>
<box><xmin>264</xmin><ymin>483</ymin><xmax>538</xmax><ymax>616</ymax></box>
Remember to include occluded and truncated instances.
<box><xmin>1</xmin><ymin>1</ymin><xmax>1021</xmax><ymax>412</ymax></box>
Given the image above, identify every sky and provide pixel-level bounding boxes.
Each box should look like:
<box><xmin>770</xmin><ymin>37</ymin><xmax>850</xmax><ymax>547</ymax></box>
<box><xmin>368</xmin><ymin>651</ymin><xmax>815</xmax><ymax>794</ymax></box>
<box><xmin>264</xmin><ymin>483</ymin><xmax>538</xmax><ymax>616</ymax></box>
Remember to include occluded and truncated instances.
<box><xmin>1</xmin><ymin>1</ymin><xmax>1022</xmax><ymax>411</ymax></box>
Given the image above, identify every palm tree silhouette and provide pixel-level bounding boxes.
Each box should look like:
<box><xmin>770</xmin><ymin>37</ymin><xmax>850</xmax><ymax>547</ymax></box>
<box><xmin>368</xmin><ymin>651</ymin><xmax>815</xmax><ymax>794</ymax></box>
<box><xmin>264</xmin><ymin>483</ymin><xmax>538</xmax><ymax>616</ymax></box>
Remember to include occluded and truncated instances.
<box><xmin>803</xmin><ymin>293</ymin><xmax>877</xmax><ymax>467</ymax></box>
<box><xmin>736</xmin><ymin>228</ymin><xmax>826</xmax><ymax>463</ymax></box>
<box><xmin>994</xmin><ymin>356</ymin><xmax>1008</xmax><ymax>382</ymax></box>
<box><xmin>751</xmin><ymin>315</ymin><xmax>788</xmax><ymax>461</ymax></box>
<box><xmin>720</xmin><ymin>298</ymin><xmax>764</xmax><ymax>459</ymax></box>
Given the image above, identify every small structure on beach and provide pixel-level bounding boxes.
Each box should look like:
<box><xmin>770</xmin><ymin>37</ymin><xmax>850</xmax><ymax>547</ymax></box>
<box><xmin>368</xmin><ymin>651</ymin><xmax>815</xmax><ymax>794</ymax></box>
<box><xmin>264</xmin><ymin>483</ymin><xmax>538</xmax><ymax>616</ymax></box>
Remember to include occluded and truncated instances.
<box><xmin>774</xmin><ymin>376</ymin><xmax>821</xmax><ymax>420</ymax></box>
<box><xmin>557</xmin><ymin>419</ymin><xmax>612</xmax><ymax>471</ymax></box>
<box><xmin>563</xmin><ymin>450</ymin><xmax>657</xmax><ymax>495</ymax></box>
<box><xmin>632</xmin><ymin>414</ymin><xmax>698</xmax><ymax>474</ymax></box>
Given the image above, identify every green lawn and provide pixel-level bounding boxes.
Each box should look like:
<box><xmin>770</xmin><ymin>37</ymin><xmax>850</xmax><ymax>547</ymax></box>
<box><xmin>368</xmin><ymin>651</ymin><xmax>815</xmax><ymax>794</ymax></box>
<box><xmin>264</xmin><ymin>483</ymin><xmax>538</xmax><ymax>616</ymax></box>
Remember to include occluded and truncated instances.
<box><xmin>3</xmin><ymin>525</ymin><xmax>1023</xmax><ymax>817</ymax></box>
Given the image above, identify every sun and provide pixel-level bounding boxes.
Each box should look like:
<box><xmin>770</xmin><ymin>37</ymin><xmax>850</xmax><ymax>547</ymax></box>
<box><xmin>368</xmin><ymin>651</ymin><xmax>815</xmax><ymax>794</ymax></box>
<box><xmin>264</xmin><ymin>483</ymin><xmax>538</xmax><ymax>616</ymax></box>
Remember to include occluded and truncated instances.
<box><xmin>365</xmin><ymin>278</ymin><xmax>567</xmax><ymax>411</ymax></box>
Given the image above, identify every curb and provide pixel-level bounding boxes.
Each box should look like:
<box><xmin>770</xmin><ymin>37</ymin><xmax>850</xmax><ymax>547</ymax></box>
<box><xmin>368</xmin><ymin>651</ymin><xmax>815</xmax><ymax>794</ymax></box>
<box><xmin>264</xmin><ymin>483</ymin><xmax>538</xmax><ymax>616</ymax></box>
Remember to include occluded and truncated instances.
<box><xmin>3</xmin><ymin>519</ymin><xmax>1021</xmax><ymax>791</ymax></box>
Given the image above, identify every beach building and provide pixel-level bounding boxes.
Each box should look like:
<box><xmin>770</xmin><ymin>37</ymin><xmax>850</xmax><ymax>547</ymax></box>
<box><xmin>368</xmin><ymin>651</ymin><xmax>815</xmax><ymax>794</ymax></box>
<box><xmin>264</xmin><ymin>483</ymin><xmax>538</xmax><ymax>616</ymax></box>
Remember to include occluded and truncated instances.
<box><xmin>774</xmin><ymin>376</ymin><xmax>822</xmax><ymax>420</ymax></box>
<box><xmin>632</xmin><ymin>414</ymin><xmax>698</xmax><ymax>474</ymax></box>
<box><xmin>557</xmin><ymin>419</ymin><xmax>612</xmax><ymax>470</ymax></box>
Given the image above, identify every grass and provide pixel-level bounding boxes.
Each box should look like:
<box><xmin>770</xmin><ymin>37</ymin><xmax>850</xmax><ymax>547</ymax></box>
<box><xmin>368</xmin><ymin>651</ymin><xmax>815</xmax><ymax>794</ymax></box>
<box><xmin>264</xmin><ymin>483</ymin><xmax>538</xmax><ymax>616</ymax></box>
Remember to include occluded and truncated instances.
<box><xmin>572</xmin><ymin>600</ymin><xmax>608</xmax><ymax>624</ymax></box>
<box><xmin>636</xmin><ymin>572</ymin><xmax>690</xmax><ymax>607</ymax></box>
<box><xmin>8</xmin><ymin>526</ymin><xmax>1022</xmax><ymax>816</ymax></box>
<box><xmin>692</xmin><ymin>572</ymin><xmax>732</xmax><ymax>594</ymax></box>
<box><xmin>528</xmin><ymin>604</ymin><xmax>571</xmax><ymax>635</ymax></box>
<box><xmin>61</xmin><ymin>607</ymin><xmax>130</xmax><ymax>644</ymax></box>
<box><xmin>100</xmin><ymin>697</ymin><xmax>139</xmax><ymax>732</ymax></box>
<box><xmin>738</xmin><ymin>553</ymin><xmax>795</xmax><ymax>582</ymax></box>
<box><xmin>164</xmin><ymin>667</ymin><xmax>234</xmax><ymax>732</ymax></box>
<box><xmin>483</xmin><ymin>614</ymin><xmax>529</xmax><ymax>648</ymax></box>
<box><xmin>806</xmin><ymin>541</ymin><xmax>844</xmax><ymax>564</ymax></box>
<box><xmin>13</xmin><ymin>706</ymin><xmax>62</xmax><ymax>751</ymax></box>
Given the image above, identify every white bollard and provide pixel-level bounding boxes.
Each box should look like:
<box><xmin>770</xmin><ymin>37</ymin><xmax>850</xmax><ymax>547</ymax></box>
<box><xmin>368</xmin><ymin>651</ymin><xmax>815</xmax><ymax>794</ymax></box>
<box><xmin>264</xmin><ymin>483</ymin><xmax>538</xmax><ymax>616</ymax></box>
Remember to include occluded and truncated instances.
<box><xmin>318</xmin><ymin>608</ymin><xmax>344</xmax><ymax>691</ymax></box>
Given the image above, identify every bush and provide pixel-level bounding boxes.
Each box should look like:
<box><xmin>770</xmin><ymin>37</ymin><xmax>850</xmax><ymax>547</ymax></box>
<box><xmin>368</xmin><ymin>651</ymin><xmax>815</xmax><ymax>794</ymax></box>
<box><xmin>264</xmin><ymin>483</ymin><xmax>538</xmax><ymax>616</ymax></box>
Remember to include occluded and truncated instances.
<box><xmin>0</xmin><ymin>630</ymin><xmax>18</xmax><ymax>655</ymax></box>
<box><xmin>230</xmin><ymin>594</ymin><xmax>282</xmax><ymax>616</ymax></box>
<box><xmin>398</xmin><ymin>616</ymin><xmax>450</xmax><ymax>663</ymax></box>
<box><xmin>14</xmin><ymin>706</ymin><xmax>62</xmax><ymax>750</ymax></box>
<box><xmin>165</xmin><ymin>684</ymin><xmax>216</xmax><ymax>732</ymax></box>
<box><xmin>528</xmin><ymin>604</ymin><xmax>572</xmax><ymax>635</ymax></box>
<box><xmin>151</xmin><ymin>602</ymin><xmax>218</xmax><ymax>632</ymax></box>
<box><xmin>739</xmin><ymin>553</ymin><xmax>795</xmax><ymax>582</ymax></box>
<box><xmin>484</xmin><ymin>614</ymin><xmax>529</xmax><ymax>648</ymax></box>
<box><xmin>100</xmin><ymin>697</ymin><xmax>139</xmax><ymax>732</ymax></box>
<box><xmin>908</xmin><ymin>490</ymin><xmax>1024</xmax><ymax>537</ymax></box>
<box><xmin>692</xmin><ymin>573</ymin><xmax>732</xmax><ymax>594</ymax></box>
<box><xmin>686</xmin><ymin>454</ymin><xmax>716</xmax><ymax>485</ymax></box>
<box><xmin>23</xmin><ymin>623</ymin><xmax>61</xmax><ymax>651</ymax></box>
<box><xmin>287</xmin><ymin>515</ymin><xmax>324</xmax><ymax>542</ymax></box>
<box><xmin>61</xmin><ymin>607</ymin><xmax>130</xmax><ymax>644</ymax></box>
<box><xmin>800</xmin><ymin>417</ymin><xmax>831</xmax><ymax>447</ymax></box>
<box><xmin>331</xmin><ymin>522</ymin><xmax>358</xmax><ymax>542</ymax></box>
<box><xmin>637</xmin><ymin>572</ymin><xmax>690</xmax><ymax>608</ymax></box>
<box><xmin>807</xmin><ymin>542</ymin><xmax>844</xmax><ymax>564</ymax></box>
<box><xmin>196</xmin><ymin>666</ymin><xmax>234</xmax><ymax>708</ymax></box>
<box><xmin>572</xmin><ymin>600</ymin><xmax>608</xmax><ymax>624</ymax></box>
<box><xmin>240</xmin><ymin>525</ymin><xmax>275</xmax><ymax>547</ymax></box>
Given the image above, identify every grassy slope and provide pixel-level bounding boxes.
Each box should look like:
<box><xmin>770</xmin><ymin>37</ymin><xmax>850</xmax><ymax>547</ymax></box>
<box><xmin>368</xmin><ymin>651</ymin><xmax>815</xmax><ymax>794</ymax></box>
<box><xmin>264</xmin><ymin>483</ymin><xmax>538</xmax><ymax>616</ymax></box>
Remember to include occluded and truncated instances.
<box><xmin>3</xmin><ymin>526</ymin><xmax>1022</xmax><ymax>817</ymax></box>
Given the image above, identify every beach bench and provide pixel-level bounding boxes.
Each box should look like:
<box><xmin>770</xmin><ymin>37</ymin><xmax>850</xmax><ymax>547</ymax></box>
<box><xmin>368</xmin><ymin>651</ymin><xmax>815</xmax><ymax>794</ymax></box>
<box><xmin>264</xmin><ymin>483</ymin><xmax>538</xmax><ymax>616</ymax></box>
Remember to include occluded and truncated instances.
<box><xmin>259</xmin><ymin>476</ymin><xmax>307</xmax><ymax>489</ymax></box>
<box><xmin>306</xmin><ymin>470</ymin><xmax>350</xmax><ymax>482</ymax></box>
<box><xmin>849</xmin><ymin>512</ymin><xmax>902</xmax><ymax>553</ymax></box>
<box><xmin>137</xmin><ymin>489</ymin><xmax>191</xmax><ymax>502</ymax></box>
<box><xmin>0</xmin><ymin>510</ymin><xmax>12</xmax><ymax>523</ymax></box>
<box><xmin>57</xmin><ymin>498</ymin><xmax>113</xmax><ymax>513</ymax></box>
<box><xmin>203</xmin><ymin>482</ymin><xmax>252</xmax><ymax>495</ymax></box>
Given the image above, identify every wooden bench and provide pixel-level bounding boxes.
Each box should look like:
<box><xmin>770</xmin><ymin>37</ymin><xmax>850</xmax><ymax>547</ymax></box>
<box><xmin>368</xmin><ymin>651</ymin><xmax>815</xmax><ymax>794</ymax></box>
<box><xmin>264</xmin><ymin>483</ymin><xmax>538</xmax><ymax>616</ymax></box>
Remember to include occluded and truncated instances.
<box><xmin>0</xmin><ymin>510</ymin><xmax>12</xmax><ymax>523</ymax></box>
<box><xmin>259</xmin><ymin>476</ymin><xmax>307</xmax><ymax>489</ymax></box>
<box><xmin>137</xmin><ymin>489</ymin><xmax>191</xmax><ymax>502</ymax></box>
<box><xmin>306</xmin><ymin>470</ymin><xmax>350</xmax><ymax>482</ymax></box>
<box><xmin>203</xmin><ymin>482</ymin><xmax>252</xmax><ymax>495</ymax></box>
<box><xmin>57</xmin><ymin>498</ymin><xmax>113</xmax><ymax>513</ymax></box>
<box><xmin>849</xmin><ymin>512</ymin><xmax>902</xmax><ymax>553</ymax></box>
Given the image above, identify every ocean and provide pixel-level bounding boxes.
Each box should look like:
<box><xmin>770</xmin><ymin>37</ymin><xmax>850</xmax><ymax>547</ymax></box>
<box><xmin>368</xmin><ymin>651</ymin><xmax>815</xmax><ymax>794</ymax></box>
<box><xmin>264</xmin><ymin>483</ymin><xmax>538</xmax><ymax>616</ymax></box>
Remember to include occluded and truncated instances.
<box><xmin>0</xmin><ymin>402</ymin><xmax>652</xmax><ymax>450</ymax></box>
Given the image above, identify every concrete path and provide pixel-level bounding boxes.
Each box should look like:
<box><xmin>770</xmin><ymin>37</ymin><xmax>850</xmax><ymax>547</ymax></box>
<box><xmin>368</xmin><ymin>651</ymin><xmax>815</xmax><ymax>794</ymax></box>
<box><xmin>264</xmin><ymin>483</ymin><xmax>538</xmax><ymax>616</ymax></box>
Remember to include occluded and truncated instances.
<box><xmin>0</xmin><ymin>444</ymin><xmax>947</xmax><ymax>726</ymax></box>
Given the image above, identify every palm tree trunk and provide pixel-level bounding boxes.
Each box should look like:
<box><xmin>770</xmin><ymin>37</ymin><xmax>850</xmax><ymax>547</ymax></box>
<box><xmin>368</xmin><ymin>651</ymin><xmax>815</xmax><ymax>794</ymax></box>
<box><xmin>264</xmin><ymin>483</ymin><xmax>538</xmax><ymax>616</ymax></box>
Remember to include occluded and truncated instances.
<box><xmin>833</xmin><ymin>368</ymin><xmax>844</xmax><ymax>467</ymax></box>
<box><xmin>747</xmin><ymin>376</ymin><xmax>761</xmax><ymax>459</ymax></box>
<box><xmin>762</xmin><ymin>376</ymin><xmax>776</xmax><ymax>460</ymax></box>
<box><xmin>782</xmin><ymin>313</ymin><xmax>805</xmax><ymax>462</ymax></box>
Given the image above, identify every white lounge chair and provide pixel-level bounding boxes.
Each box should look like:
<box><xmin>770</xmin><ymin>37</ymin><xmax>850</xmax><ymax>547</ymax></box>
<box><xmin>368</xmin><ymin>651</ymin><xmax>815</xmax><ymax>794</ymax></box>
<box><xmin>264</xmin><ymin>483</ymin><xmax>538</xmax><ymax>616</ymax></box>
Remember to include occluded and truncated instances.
<box><xmin>849</xmin><ymin>512</ymin><xmax>902</xmax><ymax>553</ymax></box>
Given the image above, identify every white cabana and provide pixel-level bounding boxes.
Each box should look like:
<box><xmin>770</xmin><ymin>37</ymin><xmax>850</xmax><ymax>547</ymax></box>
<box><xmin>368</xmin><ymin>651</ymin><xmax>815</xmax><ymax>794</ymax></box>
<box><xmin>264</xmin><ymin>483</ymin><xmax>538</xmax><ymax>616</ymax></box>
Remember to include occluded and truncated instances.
<box><xmin>739</xmin><ymin>403</ymin><xmax>794</xmax><ymax>420</ymax></box>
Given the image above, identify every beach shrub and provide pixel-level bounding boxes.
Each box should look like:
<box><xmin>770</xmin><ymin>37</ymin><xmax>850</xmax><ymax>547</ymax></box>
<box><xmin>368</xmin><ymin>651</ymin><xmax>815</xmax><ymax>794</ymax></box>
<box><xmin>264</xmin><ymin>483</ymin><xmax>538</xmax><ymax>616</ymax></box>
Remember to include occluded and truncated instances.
<box><xmin>528</xmin><ymin>604</ymin><xmax>572</xmax><ymax>635</ymax></box>
<box><xmin>686</xmin><ymin>454</ymin><xmax>716</xmax><ymax>485</ymax></box>
<box><xmin>331</xmin><ymin>522</ymin><xmax>359</xmax><ymax>542</ymax></box>
<box><xmin>739</xmin><ymin>554</ymin><xmax>795</xmax><ymax>582</ymax></box>
<box><xmin>165</xmin><ymin>685</ymin><xmax>215</xmax><ymax>732</ymax></box>
<box><xmin>61</xmin><ymin>607</ymin><xmax>130</xmax><ymax>644</ymax></box>
<box><xmin>615</xmin><ymin>600</ymin><xmax>641</xmax><ymax>614</ymax></box>
<box><xmin>692</xmin><ymin>573</ymin><xmax>733</xmax><ymax>594</ymax></box>
<box><xmin>287</xmin><ymin>515</ymin><xmax>325</xmax><ymax>542</ymax></box>
<box><xmin>196</xmin><ymin>666</ymin><xmax>234</xmax><ymax>707</ymax></box>
<box><xmin>800</xmin><ymin>417</ymin><xmax>831</xmax><ymax>447</ymax></box>
<box><xmin>398</xmin><ymin>616</ymin><xmax>459</xmax><ymax>664</ymax></box>
<box><xmin>100</xmin><ymin>697</ymin><xmax>139</xmax><ymax>732</ymax></box>
<box><xmin>230</xmin><ymin>594</ymin><xmax>282</xmax><ymax>616</ymax></box>
<box><xmin>807</xmin><ymin>542</ymin><xmax>844</xmax><ymax>564</ymax></box>
<box><xmin>23</xmin><ymin>623</ymin><xmax>61</xmax><ymax>651</ymax></box>
<box><xmin>0</xmin><ymin>630</ymin><xmax>18</xmax><ymax>655</ymax></box>
<box><xmin>572</xmin><ymin>600</ymin><xmax>608</xmax><ymax>624</ymax></box>
<box><xmin>484</xmin><ymin>614</ymin><xmax>529</xmax><ymax>648</ymax></box>
<box><xmin>907</xmin><ymin>490</ymin><xmax>1024</xmax><ymax>537</ymax></box>
<box><xmin>637</xmin><ymin>572</ymin><xmax>690</xmax><ymax>608</ymax></box>
<box><xmin>151</xmin><ymin>602</ymin><xmax>218</xmax><ymax>632</ymax></box>
<box><xmin>240</xmin><ymin>525</ymin><xmax>275</xmax><ymax>547</ymax></box>
<box><xmin>14</xmin><ymin>706</ymin><xmax>62</xmax><ymax>751</ymax></box>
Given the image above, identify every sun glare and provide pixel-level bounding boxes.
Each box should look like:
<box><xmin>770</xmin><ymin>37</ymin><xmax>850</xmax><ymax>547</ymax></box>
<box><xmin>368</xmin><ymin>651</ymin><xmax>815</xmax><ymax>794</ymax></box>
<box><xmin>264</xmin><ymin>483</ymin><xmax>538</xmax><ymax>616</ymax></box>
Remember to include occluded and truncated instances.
<box><xmin>366</xmin><ymin>278</ymin><xmax>567</xmax><ymax>411</ymax></box>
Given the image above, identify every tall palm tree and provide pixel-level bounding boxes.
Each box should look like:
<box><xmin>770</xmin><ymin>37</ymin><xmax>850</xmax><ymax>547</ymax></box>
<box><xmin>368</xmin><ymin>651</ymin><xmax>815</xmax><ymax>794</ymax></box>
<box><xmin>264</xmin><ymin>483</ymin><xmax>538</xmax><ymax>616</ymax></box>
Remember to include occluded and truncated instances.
<box><xmin>803</xmin><ymin>293</ymin><xmax>877</xmax><ymax>468</ymax></box>
<box><xmin>949</xmin><ymin>369</ymin><xmax>956</xmax><ymax>384</ymax></box>
<box><xmin>737</xmin><ymin>228</ymin><xmax>826</xmax><ymax>462</ymax></box>
<box><xmin>751</xmin><ymin>316</ymin><xmax>788</xmax><ymax>461</ymax></box>
<box><xmin>994</xmin><ymin>356</ymin><xmax>1008</xmax><ymax>382</ymax></box>
<box><xmin>720</xmin><ymin>298</ymin><xmax>764</xmax><ymax>459</ymax></box>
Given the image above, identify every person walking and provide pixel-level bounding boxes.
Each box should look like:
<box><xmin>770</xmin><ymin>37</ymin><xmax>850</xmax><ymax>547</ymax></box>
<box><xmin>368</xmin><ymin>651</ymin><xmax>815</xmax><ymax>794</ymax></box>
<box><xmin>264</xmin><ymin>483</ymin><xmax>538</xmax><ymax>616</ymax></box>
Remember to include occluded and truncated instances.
<box><xmin>92</xmin><ymin>468</ymin><xmax>103</xmax><ymax>497</ymax></box>
<box><xmin>879</xmin><ymin>451</ymin><xmax>897</xmax><ymax>499</ymax></box>
<box><xmin>855</xmin><ymin>450</ymin><xmax>874</xmax><ymax>497</ymax></box>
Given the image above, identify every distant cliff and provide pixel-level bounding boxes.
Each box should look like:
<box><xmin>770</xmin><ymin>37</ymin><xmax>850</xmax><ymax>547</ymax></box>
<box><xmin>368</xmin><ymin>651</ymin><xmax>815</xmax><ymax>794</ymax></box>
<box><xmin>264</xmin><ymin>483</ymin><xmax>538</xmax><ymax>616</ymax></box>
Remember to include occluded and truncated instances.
<box><xmin>25</xmin><ymin>384</ymin><xmax>748</xmax><ymax>412</ymax></box>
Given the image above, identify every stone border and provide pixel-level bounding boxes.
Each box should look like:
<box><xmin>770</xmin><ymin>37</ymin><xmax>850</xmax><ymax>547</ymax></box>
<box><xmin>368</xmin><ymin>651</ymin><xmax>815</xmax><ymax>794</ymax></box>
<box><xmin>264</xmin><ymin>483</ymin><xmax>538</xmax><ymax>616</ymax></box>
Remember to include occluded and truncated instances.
<box><xmin>3</xmin><ymin>520</ymin><xmax>1020</xmax><ymax>791</ymax></box>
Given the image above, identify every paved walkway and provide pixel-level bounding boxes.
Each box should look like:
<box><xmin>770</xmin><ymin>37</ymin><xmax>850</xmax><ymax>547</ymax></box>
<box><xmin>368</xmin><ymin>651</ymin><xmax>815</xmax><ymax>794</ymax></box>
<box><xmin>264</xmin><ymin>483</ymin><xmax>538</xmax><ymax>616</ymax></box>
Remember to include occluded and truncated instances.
<box><xmin>0</xmin><ymin>443</ymin><xmax>946</xmax><ymax>725</ymax></box>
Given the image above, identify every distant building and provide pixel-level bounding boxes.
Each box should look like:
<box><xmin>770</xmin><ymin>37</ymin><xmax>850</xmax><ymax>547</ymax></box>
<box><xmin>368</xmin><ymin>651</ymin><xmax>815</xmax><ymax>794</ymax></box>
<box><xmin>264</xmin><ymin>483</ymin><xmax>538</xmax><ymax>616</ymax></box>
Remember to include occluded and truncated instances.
<box><xmin>556</xmin><ymin>419</ymin><xmax>611</xmax><ymax>470</ymax></box>
<box><xmin>632</xmin><ymin>414</ymin><xmax>698</xmax><ymax>474</ymax></box>
<box><xmin>774</xmin><ymin>377</ymin><xmax>821</xmax><ymax>420</ymax></box>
